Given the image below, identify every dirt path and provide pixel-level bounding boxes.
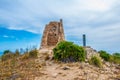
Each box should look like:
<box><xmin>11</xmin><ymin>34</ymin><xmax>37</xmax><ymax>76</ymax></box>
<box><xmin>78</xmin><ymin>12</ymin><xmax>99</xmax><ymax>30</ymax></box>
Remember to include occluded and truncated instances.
<box><xmin>35</xmin><ymin>51</ymin><xmax>120</xmax><ymax>80</ymax></box>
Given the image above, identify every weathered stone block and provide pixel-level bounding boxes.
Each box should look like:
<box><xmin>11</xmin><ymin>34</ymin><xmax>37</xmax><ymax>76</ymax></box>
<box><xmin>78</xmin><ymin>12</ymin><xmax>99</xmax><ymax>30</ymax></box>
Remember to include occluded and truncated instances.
<box><xmin>40</xmin><ymin>19</ymin><xmax>65</xmax><ymax>49</ymax></box>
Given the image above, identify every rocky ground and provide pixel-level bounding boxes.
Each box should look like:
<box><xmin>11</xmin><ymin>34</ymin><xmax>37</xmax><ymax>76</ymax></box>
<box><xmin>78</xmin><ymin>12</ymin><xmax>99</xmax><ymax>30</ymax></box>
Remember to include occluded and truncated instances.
<box><xmin>35</xmin><ymin>51</ymin><xmax>120</xmax><ymax>80</ymax></box>
<box><xmin>35</xmin><ymin>61</ymin><xmax>120</xmax><ymax>80</ymax></box>
<box><xmin>0</xmin><ymin>51</ymin><xmax>120</xmax><ymax>80</ymax></box>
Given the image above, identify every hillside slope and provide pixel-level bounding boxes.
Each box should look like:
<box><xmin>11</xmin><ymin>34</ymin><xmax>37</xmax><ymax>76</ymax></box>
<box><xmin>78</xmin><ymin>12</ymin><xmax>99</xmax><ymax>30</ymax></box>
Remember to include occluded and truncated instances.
<box><xmin>0</xmin><ymin>50</ymin><xmax>120</xmax><ymax>80</ymax></box>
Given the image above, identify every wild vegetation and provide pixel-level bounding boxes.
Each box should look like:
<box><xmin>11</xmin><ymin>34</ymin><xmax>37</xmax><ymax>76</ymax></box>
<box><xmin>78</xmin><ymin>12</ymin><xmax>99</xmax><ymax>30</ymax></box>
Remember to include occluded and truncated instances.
<box><xmin>89</xmin><ymin>56</ymin><xmax>102</xmax><ymax>67</ymax></box>
<box><xmin>0</xmin><ymin>48</ymin><xmax>39</xmax><ymax>79</ymax></box>
<box><xmin>53</xmin><ymin>41</ymin><xmax>120</xmax><ymax>68</ymax></box>
<box><xmin>1</xmin><ymin>48</ymin><xmax>38</xmax><ymax>62</ymax></box>
<box><xmin>98</xmin><ymin>50</ymin><xmax>120</xmax><ymax>64</ymax></box>
<box><xmin>53</xmin><ymin>41</ymin><xmax>86</xmax><ymax>62</ymax></box>
<box><xmin>0</xmin><ymin>41</ymin><xmax>120</xmax><ymax>79</ymax></box>
<box><xmin>111</xmin><ymin>53</ymin><xmax>120</xmax><ymax>64</ymax></box>
<box><xmin>98</xmin><ymin>50</ymin><xmax>110</xmax><ymax>61</ymax></box>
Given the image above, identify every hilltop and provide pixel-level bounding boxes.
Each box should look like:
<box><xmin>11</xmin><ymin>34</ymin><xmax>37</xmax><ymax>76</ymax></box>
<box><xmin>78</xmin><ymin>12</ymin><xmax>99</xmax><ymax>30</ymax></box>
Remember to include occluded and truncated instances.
<box><xmin>0</xmin><ymin>20</ymin><xmax>120</xmax><ymax>80</ymax></box>
<box><xmin>0</xmin><ymin>44</ymin><xmax>120</xmax><ymax>80</ymax></box>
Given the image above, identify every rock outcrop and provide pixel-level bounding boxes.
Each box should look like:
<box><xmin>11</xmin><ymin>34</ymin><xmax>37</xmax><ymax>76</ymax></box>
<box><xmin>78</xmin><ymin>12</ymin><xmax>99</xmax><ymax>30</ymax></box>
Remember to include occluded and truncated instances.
<box><xmin>84</xmin><ymin>46</ymin><xmax>99</xmax><ymax>59</ymax></box>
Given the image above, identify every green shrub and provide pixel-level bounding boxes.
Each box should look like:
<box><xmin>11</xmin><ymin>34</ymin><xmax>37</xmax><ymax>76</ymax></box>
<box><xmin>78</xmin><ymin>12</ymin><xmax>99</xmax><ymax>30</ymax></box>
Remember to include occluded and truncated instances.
<box><xmin>89</xmin><ymin>56</ymin><xmax>102</xmax><ymax>67</ymax></box>
<box><xmin>53</xmin><ymin>41</ymin><xmax>86</xmax><ymax>62</ymax></box>
<box><xmin>113</xmin><ymin>53</ymin><xmax>120</xmax><ymax>57</ymax></box>
<box><xmin>111</xmin><ymin>53</ymin><xmax>120</xmax><ymax>64</ymax></box>
<box><xmin>3</xmin><ymin>50</ymin><xmax>11</xmax><ymax>55</ymax></box>
<box><xmin>29</xmin><ymin>49</ymin><xmax>38</xmax><ymax>58</ymax></box>
<box><xmin>1</xmin><ymin>50</ymin><xmax>14</xmax><ymax>61</ymax></box>
<box><xmin>98</xmin><ymin>50</ymin><xmax>110</xmax><ymax>61</ymax></box>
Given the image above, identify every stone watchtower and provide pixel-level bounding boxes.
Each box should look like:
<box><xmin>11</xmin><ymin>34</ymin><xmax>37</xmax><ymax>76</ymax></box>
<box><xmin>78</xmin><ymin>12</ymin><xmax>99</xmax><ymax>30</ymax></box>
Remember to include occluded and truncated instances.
<box><xmin>40</xmin><ymin>19</ymin><xmax>65</xmax><ymax>49</ymax></box>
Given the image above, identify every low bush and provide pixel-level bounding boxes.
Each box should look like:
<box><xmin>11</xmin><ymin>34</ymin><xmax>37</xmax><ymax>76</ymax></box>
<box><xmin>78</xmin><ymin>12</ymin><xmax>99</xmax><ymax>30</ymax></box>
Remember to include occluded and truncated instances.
<box><xmin>98</xmin><ymin>51</ymin><xmax>120</xmax><ymax>64</ymax></box>
<box><xmin>89</xmin><ymin>56</ymin><xmax>102</xmax><ymax>67</ymax></box>
<box><xmin>111</xmin><ymin>53</ymin><xmax>120</xmax><ymax>64</ymax></box>
<box><xmin>14</xmin><ymin>49</ymin><xmax>20</xmax><ymax>56</ymax></box>
<box><xmin>21</xmin><ymin>53</ymin><xmax>29</xmax><ymax>60</ymax></box>
<box><xmin>1</xmin><ymin>48</ymin><xmax>38</xmax><ymax>61</ymax></box>
<box><xmin>53</xmin><ymin>41</ymin><xmax>86</xmax><ymax>62</ymax></box>
<box><xmin>1</xmin><ymin>49</ymin><xmax>21</xmax><ymax>61</ymax></box>
<box><xmin>1</xmin><ymin>53</ymin><xmax>14</xmax><ymax>61</ymax></box>
<box><xmin>21</xmin><ymin>49</ymin><xmax>38</xmax><ymax>60</ymax></box>
<box><xmin>29</xmin><ymin>49</ymin><xmax>38</xmax><ymax>58</ymax></box>
<box><xmin>3</xmin><ymin>50</ymin><xmax>11</xmax><ymax>55</ymax></box>
<box><xmin>98</xmin><ymin>50</ymin><xmax>110</xmax><ymax>61</ymax></box>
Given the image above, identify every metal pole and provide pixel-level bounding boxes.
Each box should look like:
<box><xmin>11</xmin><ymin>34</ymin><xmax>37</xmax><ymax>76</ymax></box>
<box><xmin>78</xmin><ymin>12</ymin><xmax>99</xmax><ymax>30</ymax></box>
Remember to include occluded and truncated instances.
<box><xmin>83</xmin><ymin>34</ymin><xmax>86</xmax><ymax>47</ymax></box>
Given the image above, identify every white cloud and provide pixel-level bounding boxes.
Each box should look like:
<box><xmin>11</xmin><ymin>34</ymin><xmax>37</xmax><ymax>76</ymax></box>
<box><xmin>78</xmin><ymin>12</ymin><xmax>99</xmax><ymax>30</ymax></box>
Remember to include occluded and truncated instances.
<box><xmin>0</xmin><ymin>0</ymin><xmax>120</xmax><ymax>53</ymax></box>
<box><xmin>76</xmin><ymin>0</ymin><xmax>117</xmax><ymax>11</ymax></box>
<box><xmin>3</xmin><ymin>35</ymin><xmax>15</xmax><ymax>39</ymax></box>
<box><xmin>3</xmin><ymin>35</ymin><xmax>9</xmax><ymax>38</ymax></box>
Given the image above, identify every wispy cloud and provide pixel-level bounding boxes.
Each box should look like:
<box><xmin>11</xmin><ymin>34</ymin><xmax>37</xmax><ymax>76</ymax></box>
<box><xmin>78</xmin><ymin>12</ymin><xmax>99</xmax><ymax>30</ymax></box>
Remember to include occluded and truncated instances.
<box><xmin>3</xmin><ymin>35</ymin><xmax>15</xmax><ymax>39</ymax></box>
<box><xmin>0</xmin><ymin>0</ymin><xmax>120</xmax><ymax>53</ymax></box>
<box><xmin>3</xmin><ymin>35</ymin><xmax>9</xmax><ymax>38</ymax></box>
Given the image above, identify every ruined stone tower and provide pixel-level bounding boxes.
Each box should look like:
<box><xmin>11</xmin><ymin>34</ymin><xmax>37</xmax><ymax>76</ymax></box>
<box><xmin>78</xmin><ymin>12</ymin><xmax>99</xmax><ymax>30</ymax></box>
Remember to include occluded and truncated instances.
<box><xmin>40</xmin><ymin>19</ymin><xmax>65</xmax><ymax>49</ymax></box>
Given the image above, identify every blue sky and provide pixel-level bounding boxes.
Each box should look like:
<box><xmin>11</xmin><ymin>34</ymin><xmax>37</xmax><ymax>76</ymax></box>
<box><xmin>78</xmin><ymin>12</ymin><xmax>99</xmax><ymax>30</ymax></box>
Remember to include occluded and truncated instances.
<box><xmin>0</xmin><ymin>0</ymin><xmax>120</xmax><ymax>54</ymax></box>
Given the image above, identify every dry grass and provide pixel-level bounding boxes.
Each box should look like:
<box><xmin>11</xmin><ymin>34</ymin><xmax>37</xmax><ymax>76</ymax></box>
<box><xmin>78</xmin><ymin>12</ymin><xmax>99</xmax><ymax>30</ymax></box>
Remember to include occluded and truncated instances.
<box><xmin>0</xmin><ymin>54</ymin><xmax>42</xmax><ymax>80</ymax></box>
<box><xmin>0</xmin><ymin>50</ymin><xmax>120</xmax><ymax>80</ymax></box>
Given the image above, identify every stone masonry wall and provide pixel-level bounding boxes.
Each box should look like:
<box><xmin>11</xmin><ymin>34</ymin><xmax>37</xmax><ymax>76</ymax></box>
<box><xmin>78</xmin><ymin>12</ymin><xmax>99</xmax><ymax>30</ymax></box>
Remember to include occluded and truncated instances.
<box><xmin>40</xmin><ymin>19</ymin><xmax>65</xmax><ymax>49</ymax></box>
